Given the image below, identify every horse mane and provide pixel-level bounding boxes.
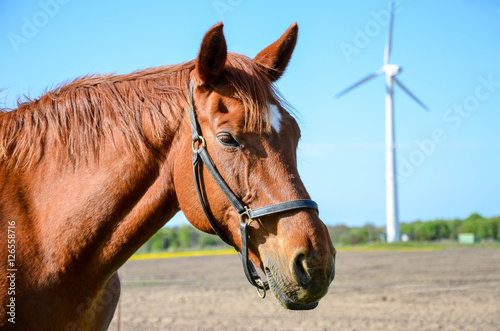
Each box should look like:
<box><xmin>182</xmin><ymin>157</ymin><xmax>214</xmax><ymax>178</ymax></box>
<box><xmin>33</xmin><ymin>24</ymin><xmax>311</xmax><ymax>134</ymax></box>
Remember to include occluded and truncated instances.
<box><xmin>0</xmin><ymin>53</ymin><xmax>280</xmax><ymax>168</ymax></box>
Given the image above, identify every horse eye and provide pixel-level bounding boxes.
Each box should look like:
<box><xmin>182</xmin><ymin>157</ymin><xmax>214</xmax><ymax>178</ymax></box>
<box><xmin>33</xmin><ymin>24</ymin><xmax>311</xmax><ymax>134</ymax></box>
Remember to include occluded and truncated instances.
<box><xmin>216</xmin><ymin>133</ymin><xmax>240</xmax><ymax>147</ymax></box>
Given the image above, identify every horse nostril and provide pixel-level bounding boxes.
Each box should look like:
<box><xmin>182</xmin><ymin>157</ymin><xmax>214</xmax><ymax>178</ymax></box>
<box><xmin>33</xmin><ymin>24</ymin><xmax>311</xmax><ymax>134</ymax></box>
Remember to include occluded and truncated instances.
<box><xmin>292</xmin><ymin>253</ymin><xmax>311</xmax><ymax>286</ymax></box>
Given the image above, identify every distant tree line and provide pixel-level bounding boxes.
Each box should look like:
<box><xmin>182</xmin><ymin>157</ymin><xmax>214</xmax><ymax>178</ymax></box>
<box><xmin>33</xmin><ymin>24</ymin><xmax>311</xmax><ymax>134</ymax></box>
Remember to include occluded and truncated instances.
<box><xmin>401</xmin><ymin>213</ymin><xmax>500</xmax><ymax>242</ymax></box>
<box><xmin>137</xmin><ymin>225</ymin><xmax>227</xmax><ymax>254</ymax></box>
<box><xmin>137</xmin><ymin>213</ymin><xmax>500</xmax><ymax>253</ymax></box>
<box><xmin>329</xmin><ymin>213</ymin><xmax>500</xmax><ymax>245</ymax></box>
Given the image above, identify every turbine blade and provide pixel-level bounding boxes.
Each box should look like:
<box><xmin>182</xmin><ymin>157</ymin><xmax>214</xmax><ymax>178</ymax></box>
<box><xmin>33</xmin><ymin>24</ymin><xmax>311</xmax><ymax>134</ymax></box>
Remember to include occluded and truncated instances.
<box><xmin>384</xmin><ymin>0</ymin><xmax>395</xmax><ymax>64</ymax></box>
<box><xmin>394</xmin><ymin>78</ymin><xmax>429</xmax><ymax>111</ymax></box>
<box><xmin>336</xmin><ymin>70</ymin><xmax>384</xmax><ymax>98</ymax></box>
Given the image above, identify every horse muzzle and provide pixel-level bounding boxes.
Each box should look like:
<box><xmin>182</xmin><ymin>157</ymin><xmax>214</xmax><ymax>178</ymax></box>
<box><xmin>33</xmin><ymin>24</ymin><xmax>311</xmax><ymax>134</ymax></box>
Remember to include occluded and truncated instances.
<box><xmin>264</xmin><ymin>248</ymin><xmax>335</xmax><ymax>310</ymax></box>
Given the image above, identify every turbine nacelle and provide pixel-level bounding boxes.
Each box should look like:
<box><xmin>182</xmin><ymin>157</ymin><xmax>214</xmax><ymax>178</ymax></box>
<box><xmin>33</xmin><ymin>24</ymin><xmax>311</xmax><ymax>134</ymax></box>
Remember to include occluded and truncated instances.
<box><xmin>381</xmin><ymin>64</ymin><xmax>402</xmax><ymax>77</ymax></box>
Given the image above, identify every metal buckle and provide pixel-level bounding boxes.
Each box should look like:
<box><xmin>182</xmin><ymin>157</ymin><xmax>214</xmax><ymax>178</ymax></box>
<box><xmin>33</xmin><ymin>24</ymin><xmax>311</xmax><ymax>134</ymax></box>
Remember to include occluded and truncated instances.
<box><xmin>192</xmin><ymin>136</ymin><xmax>206</xmax><ymax>152</ymax></box>
<box><xmin>239</xmin><ymin>206</ymin><xmax>254</xmax><ymax>226</ymax></box>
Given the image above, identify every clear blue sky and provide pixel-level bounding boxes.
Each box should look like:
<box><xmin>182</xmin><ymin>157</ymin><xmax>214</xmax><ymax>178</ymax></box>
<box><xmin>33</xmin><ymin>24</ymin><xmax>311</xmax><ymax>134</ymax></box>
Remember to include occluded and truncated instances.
<box><xmin>1</xmin><ymin>0</ymin><xmax>499</xmax><ymax>227</ymax></box>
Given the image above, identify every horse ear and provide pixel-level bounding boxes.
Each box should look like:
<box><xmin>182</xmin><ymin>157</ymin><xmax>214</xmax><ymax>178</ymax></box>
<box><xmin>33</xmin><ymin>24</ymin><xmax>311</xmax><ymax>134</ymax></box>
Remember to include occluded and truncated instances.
<box><xmin>254</xmin><ymin>23</ymin><xmax>298</xmax><ymax>82</ymax></box>
<box><xmin>194</xmin><ymin>22</ymin><xmax>227</xmax><ymax>86</ymax></box>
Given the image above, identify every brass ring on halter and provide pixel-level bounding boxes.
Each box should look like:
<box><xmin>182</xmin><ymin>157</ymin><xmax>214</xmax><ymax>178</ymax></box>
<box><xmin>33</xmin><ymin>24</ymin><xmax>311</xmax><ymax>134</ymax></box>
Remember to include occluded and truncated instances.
<box><xmin>239</xmin><ymin>207</ymin><xmax>253</xmax><ymax>225</ymax></box>
<box><xmin>255</xmin><ymin>279</ymin><xmax>266</xmax><ymax>299</ymax></box>
<box><xmin>192</xmin><ymin>136</ymin><xmax>206</xmax><ymax>151</ymax></box>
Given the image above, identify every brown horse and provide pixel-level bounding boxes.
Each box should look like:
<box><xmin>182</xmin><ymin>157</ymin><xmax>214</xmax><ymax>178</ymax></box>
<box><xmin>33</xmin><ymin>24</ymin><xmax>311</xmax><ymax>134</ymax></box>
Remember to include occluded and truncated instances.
<box><xmin>0</xmin><ymin>23</ymin><xmax>335</xmax><ymax>330</ymax></box>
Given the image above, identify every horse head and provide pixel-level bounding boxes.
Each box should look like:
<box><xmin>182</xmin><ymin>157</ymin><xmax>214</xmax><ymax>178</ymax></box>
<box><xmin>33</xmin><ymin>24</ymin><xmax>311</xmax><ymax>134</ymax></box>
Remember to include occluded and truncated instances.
<box><xmin>174</xmin><ymin>23</ymin><xmax>335</xmax><ymax>310</ymax></box>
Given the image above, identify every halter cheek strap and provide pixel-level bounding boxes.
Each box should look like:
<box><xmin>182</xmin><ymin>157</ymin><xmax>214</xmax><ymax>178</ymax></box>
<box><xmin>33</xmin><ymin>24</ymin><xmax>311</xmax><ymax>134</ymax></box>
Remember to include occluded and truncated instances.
<box><xmin>188</xmin><ymin>80</ymin><xmax>319</xmax><ymax>297</ymax></box>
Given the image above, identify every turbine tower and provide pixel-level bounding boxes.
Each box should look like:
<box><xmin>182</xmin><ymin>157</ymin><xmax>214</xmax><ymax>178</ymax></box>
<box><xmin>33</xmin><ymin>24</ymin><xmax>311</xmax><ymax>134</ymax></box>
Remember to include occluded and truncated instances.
<box><xmin>336</xmin><ymin>1</ymin><xmax>428</xmax><ymax>242</ymax></box>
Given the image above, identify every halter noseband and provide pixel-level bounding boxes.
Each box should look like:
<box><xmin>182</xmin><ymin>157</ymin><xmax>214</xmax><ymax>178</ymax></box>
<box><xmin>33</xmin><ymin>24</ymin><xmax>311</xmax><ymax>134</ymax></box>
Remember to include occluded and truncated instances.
<box><xmin>188</xmin><ymin>80</ymin><xmax>319</xmax><ymax>298</ymax></box>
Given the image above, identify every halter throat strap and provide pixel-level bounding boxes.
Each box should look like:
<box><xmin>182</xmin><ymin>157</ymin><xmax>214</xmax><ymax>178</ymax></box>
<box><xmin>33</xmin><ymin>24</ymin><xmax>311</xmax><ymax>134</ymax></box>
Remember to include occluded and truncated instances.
<box><xmin>187</xmin><ymin>80</ymin><xmax>319</xmax><ymax>295</ymax></box>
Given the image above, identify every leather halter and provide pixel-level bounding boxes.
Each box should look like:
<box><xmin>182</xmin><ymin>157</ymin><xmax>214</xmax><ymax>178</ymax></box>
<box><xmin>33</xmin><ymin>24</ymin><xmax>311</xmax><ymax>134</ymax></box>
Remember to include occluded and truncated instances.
<box><xmin>188</xmin><ymin>80</ymin><xmax>319</xmax><ymax>297</ymax></box>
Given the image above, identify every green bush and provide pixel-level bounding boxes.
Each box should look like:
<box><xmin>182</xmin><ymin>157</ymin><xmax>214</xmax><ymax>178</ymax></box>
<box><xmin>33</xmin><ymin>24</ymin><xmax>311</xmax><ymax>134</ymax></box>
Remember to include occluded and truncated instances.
<box><xmin>490</xmin><ymin>217</ymin><xmax>500</xmax><ymax>240</ymax></box>
<box><xmin>328</xmin><ymin>224</ymin><xmax>351</xmax><ymax>245</ymax></box>
<box><xmin>349</xmin><ymin>228</ymin><xmax>368</xmax><ymax>245</ymax></box>
<box><xmin>495</xmin><ymin>217</ymin><xmax>500</xmax><ymax>240</ymax></box>
<box><xmin>449</xmin><ymin>219</ymin><xmax>463</xmax><ymax>240</ymax></box>
<box><xmin>198</xmin><ymin>234</ymin><xmax>223</xmax><ymax>248</ymax></box>
<box><xmin>400</xmin><ymin>223</ymin><xmax>414</xmax><ymax>238</ymax></box>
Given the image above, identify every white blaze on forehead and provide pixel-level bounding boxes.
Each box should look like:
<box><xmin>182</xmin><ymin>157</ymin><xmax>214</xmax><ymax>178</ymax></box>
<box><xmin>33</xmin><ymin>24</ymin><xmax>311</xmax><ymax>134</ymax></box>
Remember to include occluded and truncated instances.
<box><xmin>268</xmin><ymin>104</ymin><xmax>282</xmax><ymax>133</ymax></box>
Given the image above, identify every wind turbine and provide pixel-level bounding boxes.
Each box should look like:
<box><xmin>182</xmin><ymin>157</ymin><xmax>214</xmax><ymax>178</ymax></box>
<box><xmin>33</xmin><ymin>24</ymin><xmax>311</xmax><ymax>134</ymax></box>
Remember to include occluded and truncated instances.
<box><xmin>336</xmin><ymin>1</ymin><xmax>428</xmax><ymax>243</ymax></box>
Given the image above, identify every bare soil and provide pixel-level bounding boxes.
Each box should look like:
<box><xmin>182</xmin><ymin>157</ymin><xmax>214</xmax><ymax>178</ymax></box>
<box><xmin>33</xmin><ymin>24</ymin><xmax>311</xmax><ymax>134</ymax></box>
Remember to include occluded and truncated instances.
<box><xmin>108</xmin><ymin>247</ymin><xmax>500</xmax><ymax>330</ymax></box>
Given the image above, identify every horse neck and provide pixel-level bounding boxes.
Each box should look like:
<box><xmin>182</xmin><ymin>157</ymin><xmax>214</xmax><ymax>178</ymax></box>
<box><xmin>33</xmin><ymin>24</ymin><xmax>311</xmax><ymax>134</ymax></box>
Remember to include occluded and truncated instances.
<box><xmin>8</xmin><ymin>82</ymin><xmax>189</xmax><ymax>286</ymax></box>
